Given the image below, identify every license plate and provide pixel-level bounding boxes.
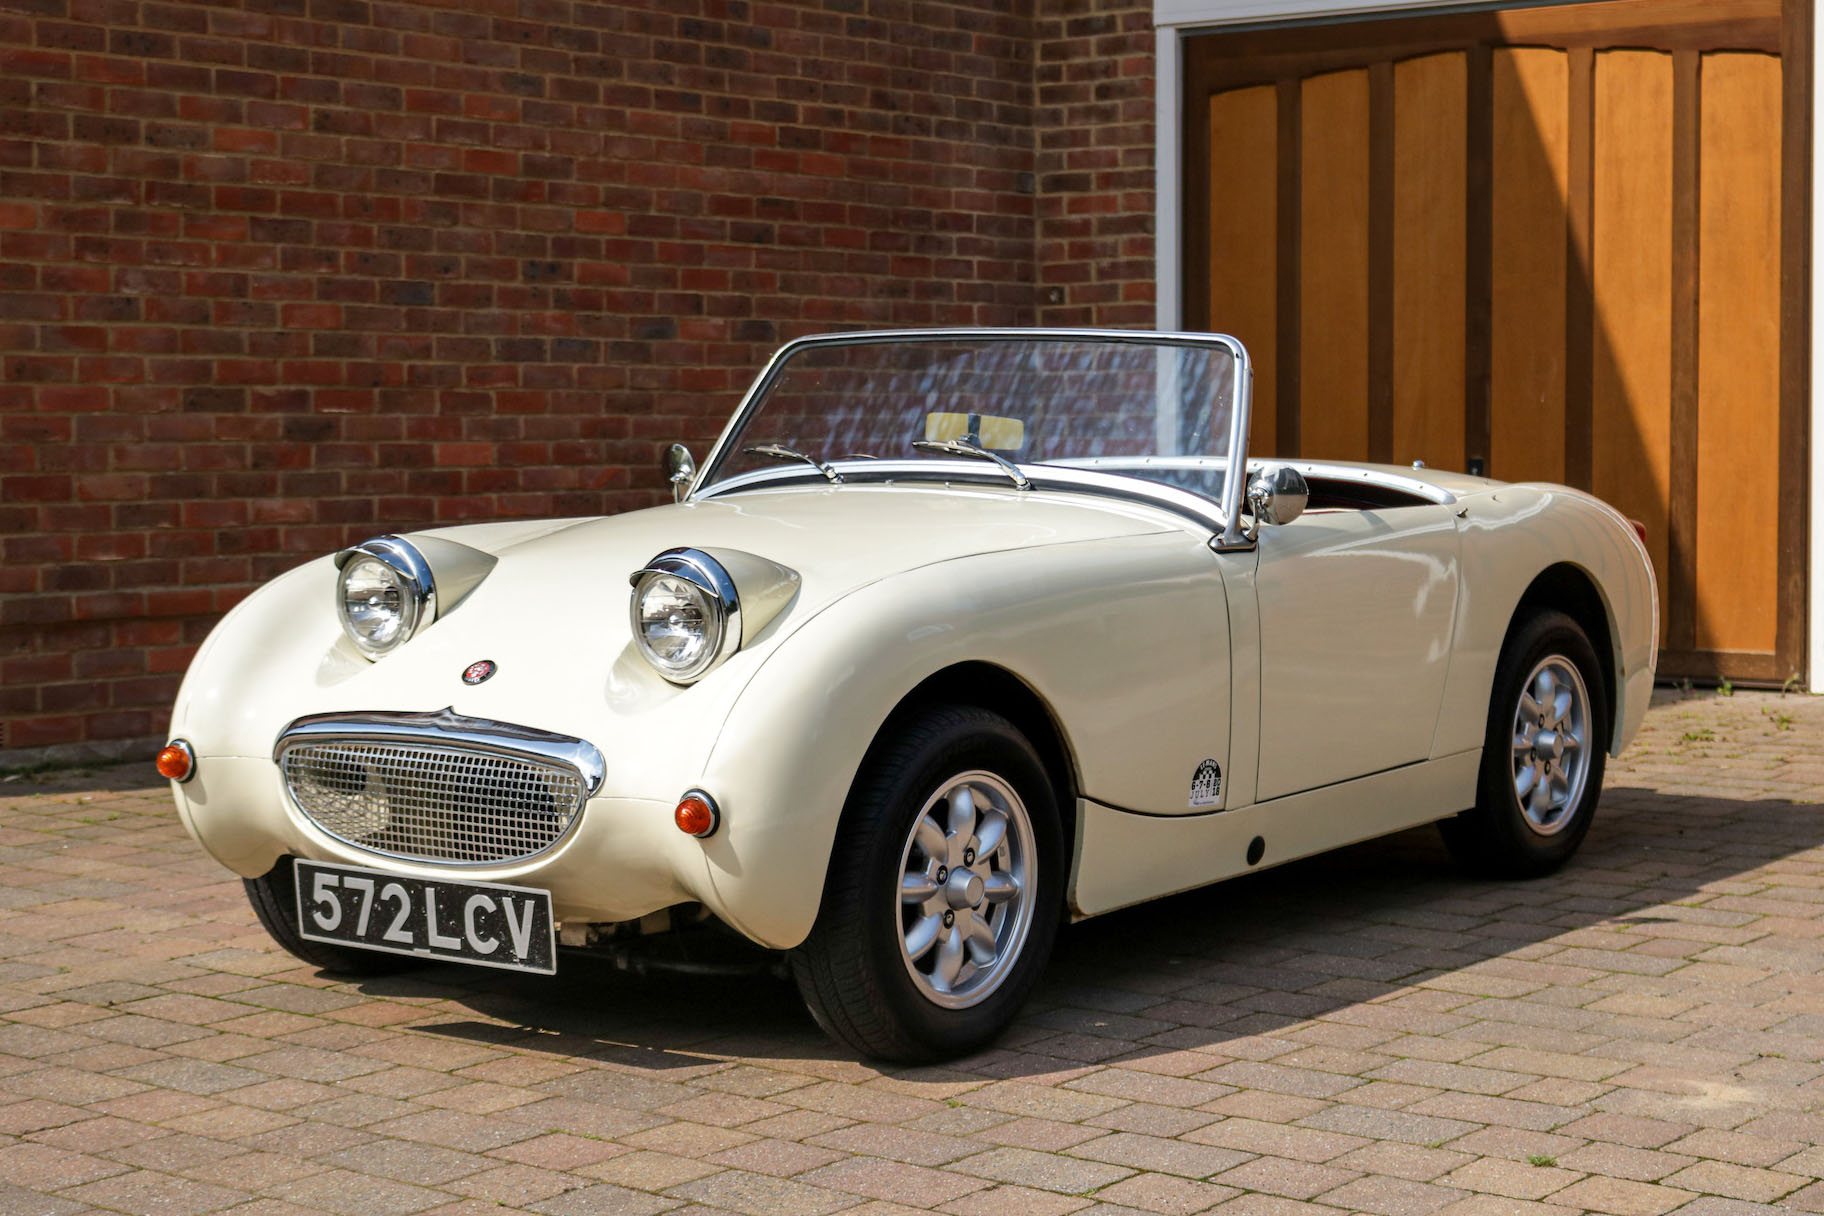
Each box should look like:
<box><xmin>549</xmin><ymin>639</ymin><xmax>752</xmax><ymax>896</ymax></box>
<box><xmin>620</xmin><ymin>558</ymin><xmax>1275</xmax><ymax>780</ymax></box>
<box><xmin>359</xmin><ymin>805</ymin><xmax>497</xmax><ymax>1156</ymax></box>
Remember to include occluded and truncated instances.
<box><xmin>294</xmin><ymin>859</ymin><xmax>556</xmax><ymax>975</ymax></box>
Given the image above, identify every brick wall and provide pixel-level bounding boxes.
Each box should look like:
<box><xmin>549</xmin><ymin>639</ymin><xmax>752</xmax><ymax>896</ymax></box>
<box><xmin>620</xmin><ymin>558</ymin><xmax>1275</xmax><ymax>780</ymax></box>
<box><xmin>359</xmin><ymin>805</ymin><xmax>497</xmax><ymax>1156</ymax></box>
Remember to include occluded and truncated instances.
<box><xmin>1</xmin><ymin>0</ymin><xmax>1158</xmax><ymax>764</ymax></box>
<box><xmin>1035</xmin><ymin>0</ymin><xmax>1154</xmax><ymax>327</ymax></box>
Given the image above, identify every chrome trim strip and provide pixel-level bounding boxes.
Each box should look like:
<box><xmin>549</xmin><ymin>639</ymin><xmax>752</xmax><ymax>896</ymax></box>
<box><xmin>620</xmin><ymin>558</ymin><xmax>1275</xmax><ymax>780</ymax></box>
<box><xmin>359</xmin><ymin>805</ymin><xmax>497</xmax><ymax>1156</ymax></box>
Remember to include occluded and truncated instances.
<box><xmin>274</xmin><ymin>707</ymin><xmax>606</xmax><ymax>796</ymax></box>
<box><xmin>690</xmin><ymin>328</ymin><xmax>1256</xmax><ymax>544</ymax></box>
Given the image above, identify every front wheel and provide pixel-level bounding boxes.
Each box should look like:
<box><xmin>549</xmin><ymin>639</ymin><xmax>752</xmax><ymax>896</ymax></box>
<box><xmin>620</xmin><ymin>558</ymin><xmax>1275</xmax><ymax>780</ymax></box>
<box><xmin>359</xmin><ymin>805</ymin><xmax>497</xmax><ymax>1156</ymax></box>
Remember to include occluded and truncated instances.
<box><xmin>790</xmin><ymin>706</ymin><xmax>1062</xmax><ymax>1061</ymax></box>
<box><xmin>1440</xmin><ymin>610</ymin><xmax>1609</xmax><ymax>877</ymax></box>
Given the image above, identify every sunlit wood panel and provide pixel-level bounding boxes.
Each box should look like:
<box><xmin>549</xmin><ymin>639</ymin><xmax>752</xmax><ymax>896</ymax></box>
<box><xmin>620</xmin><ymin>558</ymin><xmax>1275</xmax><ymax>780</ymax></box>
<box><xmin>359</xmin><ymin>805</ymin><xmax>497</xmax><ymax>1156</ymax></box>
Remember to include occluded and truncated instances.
<box><xmin>1391</xmin><ymin>53</ymin><xmax>1467</xmax><ymax>470</ymax></box>
<box><xmin>1490</xmin><ymin>48</ymin><xmax>1569</xmax><ymax>485</ymax></box>
<box><xmin>1591</xmin><ymin>50</ymin><xmax>1673</xmax><ymax>634</ymax></box>
<box><xmin>1208</xmin><ymin>85</ymin><xmax>1280</xmax><ymax>457</ymax></box>
<box><xmin>1694</xmin><ymin>52</ymin><xmax>1782</xmax><ymax>654</ymax></box>
<box><xmin>1298</xmin><ymin>70</ymin><xmax>1370</xmax><ymax>462</ymax></box>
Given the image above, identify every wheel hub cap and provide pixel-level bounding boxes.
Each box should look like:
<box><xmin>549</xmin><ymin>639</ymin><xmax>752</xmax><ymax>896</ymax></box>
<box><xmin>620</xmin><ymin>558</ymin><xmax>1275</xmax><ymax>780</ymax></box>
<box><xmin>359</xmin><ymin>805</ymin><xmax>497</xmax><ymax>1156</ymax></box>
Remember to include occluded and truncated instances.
<box><xmin>945</xmin><ymin>870</ymin><xmax>985</xmax><ymax>909</ymax></box>
<box><xmin>1509</xmin><ymin>656</ymin><xmax>1591</xmax><ymax>837</ymax></box>
<box><xmin>895</xmin><ymin>771</ymin><xmax>1036</xmax><ymax>1010</ymax></box>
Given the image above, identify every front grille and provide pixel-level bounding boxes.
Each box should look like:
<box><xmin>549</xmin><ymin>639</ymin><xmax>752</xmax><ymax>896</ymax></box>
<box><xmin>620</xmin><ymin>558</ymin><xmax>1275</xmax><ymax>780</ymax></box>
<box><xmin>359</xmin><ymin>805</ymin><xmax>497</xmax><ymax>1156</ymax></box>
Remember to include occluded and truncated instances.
<box><xmin>280</xmin><ymin>740</ymin><xmax>586</xmax><ymax>864</ymax></box>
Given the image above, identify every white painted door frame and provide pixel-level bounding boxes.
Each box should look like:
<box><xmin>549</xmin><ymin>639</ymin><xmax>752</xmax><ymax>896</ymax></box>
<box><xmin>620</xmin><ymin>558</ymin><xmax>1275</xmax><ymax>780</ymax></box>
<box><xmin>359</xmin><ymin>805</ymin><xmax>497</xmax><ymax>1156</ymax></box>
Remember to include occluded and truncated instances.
<box><xmin>1153</xmin><ymin>0</ymin><xmax>1820</xmax><ymax>690</ymax></box>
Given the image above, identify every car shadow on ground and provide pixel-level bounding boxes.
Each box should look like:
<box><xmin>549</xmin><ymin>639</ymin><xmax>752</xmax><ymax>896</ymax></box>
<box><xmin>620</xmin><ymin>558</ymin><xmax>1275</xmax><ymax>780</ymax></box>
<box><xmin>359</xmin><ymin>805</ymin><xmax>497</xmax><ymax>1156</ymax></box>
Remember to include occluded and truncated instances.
<box><xmin>355</xmin><ymin>784</ymin><xmax>1823</xmax><ymax>1077</ymax></box>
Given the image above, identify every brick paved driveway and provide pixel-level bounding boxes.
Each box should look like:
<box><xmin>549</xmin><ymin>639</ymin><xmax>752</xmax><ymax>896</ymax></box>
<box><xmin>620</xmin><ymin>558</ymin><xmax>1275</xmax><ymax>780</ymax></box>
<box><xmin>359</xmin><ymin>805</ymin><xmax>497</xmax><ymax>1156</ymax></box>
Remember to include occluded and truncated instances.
<box><xmin>6</xmin><ymin>689</ymin><xmax>1824</xmax><ymax>1216</ymax></box>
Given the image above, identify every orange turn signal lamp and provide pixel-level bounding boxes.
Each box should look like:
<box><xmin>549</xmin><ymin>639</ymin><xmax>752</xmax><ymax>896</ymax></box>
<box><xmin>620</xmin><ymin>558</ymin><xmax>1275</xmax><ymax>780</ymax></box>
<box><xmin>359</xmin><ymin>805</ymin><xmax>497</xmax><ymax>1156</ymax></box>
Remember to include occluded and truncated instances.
<box><xmin>156</xmin><ymin>739</ymin><xmax>196</xmax><ymax>783</ymax></box>
<box><xmin>674</xmin><ymin>789</ymin><xmax>720</xmax><ymax>838</ymax></box>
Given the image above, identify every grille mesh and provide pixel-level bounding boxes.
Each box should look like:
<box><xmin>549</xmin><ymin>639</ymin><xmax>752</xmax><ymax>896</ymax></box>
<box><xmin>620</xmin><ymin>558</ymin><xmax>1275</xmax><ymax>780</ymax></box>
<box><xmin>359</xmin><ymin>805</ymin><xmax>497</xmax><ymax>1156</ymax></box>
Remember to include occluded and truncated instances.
<box><xmin>281</xmin><ymin>741</ymin><xmax>585</xmax><ymax>864</ymax></box>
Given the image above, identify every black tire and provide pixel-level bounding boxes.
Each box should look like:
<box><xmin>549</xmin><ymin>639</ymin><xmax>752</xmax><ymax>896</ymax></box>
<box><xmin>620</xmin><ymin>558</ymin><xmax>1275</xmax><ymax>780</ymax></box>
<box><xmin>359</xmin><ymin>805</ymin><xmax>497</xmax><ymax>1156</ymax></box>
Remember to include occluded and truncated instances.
<box><xmin>790</xmin><ymin>706</ymin><xmax>1063</xmax><ymax>1062</ymax></box>
<box><xmin>1440</xmin><ymin>609</ymin><xmax>1609</xmax><ymax>877</ymax></box>
<box><xmin>244</xmin><ymin>857</ymin><xmax>421</xmax><ymax>975</ymax></box>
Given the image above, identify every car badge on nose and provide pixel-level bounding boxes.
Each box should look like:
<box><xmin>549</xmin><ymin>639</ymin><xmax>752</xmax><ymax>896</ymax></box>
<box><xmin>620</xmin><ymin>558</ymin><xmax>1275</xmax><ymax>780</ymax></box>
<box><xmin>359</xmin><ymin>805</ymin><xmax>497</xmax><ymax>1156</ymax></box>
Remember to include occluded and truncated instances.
<box><xmin>461</xmin><ymin>659</ymin><xmax>496</xmax><ymax>685</ymax></box>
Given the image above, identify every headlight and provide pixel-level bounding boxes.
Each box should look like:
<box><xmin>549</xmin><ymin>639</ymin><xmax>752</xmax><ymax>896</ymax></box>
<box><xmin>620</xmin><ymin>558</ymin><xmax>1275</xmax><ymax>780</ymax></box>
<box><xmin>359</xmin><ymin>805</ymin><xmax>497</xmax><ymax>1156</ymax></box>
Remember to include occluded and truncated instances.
<box><xmin>629</xmin><ymin>549</ymin><xmax>740</xmax><ymax>684</ymax></box>
<box><xmin>335</xmin><ymin>536</ymin><xmax>436</xmax><ymax>658</ymax></box>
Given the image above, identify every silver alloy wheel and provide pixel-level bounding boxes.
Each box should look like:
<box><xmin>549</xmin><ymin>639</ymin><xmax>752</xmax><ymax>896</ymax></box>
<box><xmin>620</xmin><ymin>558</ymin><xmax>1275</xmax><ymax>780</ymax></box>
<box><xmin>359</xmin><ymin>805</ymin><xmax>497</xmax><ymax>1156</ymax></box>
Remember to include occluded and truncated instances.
<box><xmin>895</xmin><ymin>770</ymin><xmax>1036</xmax><ymax>1010</ymax></box>
<box><xmin>1510</xmin><ymin>655</ymin><xmax>1591</xmax><ymax>836</ymax></box>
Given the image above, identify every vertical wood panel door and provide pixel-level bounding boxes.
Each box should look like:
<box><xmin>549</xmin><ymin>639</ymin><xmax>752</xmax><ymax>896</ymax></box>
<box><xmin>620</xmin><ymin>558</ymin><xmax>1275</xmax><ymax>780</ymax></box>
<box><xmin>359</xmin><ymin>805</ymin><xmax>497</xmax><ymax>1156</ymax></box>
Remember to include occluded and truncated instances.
<box><xmin>1184</xmin><ymin>0</ymin><xmax>1806</xmax><ymax>685</ymax></box>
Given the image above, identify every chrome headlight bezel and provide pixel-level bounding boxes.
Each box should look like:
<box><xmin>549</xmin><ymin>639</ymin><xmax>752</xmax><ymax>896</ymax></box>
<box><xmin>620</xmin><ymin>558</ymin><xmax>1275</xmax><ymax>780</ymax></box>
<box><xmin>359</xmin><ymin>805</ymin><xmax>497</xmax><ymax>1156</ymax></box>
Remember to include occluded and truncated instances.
<box><xmin>628</xmin><ymin>548</ymin><xmax>741</xmax><ymax>685</ymax></box>
<box><xmin>335</xmin><ymin>536</ymin><xmax>437</xmax><ymax>659</ymax></box>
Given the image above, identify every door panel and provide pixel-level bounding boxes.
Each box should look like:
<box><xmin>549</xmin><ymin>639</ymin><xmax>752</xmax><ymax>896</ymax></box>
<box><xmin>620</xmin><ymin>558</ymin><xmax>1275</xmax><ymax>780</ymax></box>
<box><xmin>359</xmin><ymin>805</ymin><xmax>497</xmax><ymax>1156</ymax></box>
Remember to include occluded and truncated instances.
<box><xmin>1183</xmin><ymin>0</ymin><xmax>1804</xmax><ymax>685</ymax></box>
<box><xmin>1695</xmin><ymin>51</ymin><xmax>1782</xmax><ymax>654</ymax></box>
<box><xmin>1490</xmin><ymin>48</ymin><xmax>1570</xmax><ymax>487</ymax></box>
<box><xmin>1392</xmin><ymin>53</ymin><xmax>1468</xmax><ymax>470</ymax></box>
<box><xmin>1209</xmin><ymin>84</ymin><xmax>1281</xmax><ymax>459</ymax></box>
<box><xmin>1254</xmin><ymin>506</ymin><xmax>1462</xmax><ymax>802</ymax></box>
<box><xmin>1591</xmin><ymin>50</ymin><xmax>1674</xmax><ymax>640</ymax></box>
<box><xmin>1299</xmin><ymin>69</ymin><xmax>1372</xmax><ymax>463</ymax></box>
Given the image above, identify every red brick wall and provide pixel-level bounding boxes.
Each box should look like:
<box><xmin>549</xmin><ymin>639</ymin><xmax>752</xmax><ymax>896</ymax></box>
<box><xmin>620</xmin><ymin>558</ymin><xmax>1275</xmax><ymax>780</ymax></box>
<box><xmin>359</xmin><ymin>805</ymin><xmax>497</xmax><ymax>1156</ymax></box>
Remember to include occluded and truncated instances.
<box><xmin>1</xmin><ymin>0</ymin><xmax>1159</xmax><ymax>763</ymax></box>
<box><xmin>1035</xmin><ymin>0</ymin><xmax>1155</xmax><ymax>327</ymax></box>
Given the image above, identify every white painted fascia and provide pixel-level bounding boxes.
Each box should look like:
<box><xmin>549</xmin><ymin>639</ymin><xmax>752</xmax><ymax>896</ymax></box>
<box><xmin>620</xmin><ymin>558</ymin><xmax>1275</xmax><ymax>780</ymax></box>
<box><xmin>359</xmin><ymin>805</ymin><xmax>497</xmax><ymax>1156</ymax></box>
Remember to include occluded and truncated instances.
<box><xmin>1155</xmin><ymin>0</ymin><xmax>1470</xmax><ymax>28</ymax></box>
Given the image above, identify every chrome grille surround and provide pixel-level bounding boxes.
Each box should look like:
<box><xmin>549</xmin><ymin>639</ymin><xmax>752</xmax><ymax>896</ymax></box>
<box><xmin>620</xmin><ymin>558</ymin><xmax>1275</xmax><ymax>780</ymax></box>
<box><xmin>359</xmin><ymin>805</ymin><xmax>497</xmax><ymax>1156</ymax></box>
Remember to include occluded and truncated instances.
<box><xmin>275</xmin><ymin>709</ymin><xmax>605</xmax><ymax>866</ymax></box>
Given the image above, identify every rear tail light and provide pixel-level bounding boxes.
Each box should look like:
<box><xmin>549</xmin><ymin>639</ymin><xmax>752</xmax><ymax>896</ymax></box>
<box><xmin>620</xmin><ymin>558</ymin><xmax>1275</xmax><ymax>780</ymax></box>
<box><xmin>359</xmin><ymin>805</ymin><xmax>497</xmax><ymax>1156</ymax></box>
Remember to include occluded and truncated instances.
<box><xmin>1627</xmin><ymin>518</ymin><xmax>1647</xmax><ymax>546</ymax></box>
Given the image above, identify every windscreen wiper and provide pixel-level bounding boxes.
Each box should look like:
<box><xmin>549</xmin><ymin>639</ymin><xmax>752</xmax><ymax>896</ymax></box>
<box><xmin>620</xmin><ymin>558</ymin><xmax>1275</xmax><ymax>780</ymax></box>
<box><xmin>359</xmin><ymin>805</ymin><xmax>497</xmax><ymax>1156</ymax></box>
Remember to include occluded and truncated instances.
<box><xmin>743</xmin><ymin>444</ymin><xmax>842</xmax><ymax>484</ymax></box>
<box><xmin>911</xmin><ymin>439</ymin><xmax>1031</xmax><ymax>491</ymax></box>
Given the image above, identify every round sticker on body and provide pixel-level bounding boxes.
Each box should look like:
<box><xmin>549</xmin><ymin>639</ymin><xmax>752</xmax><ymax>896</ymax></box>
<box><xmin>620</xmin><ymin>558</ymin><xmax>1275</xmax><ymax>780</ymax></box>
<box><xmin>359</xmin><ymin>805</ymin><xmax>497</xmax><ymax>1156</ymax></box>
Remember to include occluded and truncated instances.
<box><xmin>1190</xmin><ymin>758</ymin><xmax>1223</xmax><ymax>808</ymax></box>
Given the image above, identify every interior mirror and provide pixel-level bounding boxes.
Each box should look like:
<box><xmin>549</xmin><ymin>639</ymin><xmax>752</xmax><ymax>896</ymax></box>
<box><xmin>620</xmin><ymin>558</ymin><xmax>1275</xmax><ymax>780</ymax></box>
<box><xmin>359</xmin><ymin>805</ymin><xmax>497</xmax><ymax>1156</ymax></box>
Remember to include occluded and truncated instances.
<box><xmin>1246</xmin><ymin>464</ymin><xmax>1308</xmax><ymax>539</ymax></box>
<box><xmin>665</xmin><ymin>443</ymin><xmax>696</xmax><ymax>502</ymax></box>
<box><xmin>924</xmin><ymin>411</ymin><xmax>1025</xmax><ymax>451</ymax></box>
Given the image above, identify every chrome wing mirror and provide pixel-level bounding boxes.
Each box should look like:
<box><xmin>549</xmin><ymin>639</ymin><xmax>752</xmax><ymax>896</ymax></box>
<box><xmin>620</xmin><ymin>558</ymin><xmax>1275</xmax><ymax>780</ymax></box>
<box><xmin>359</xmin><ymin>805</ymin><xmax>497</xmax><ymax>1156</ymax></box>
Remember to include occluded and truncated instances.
<box><xmin>1245</xmin><ymin>464</ymin><xmax>1308</xmax><ymax>540</ymax></box>
<box><xmin>665</xmin><ymin>443</ymin><xmax>696</xmax><ymax>502</ymax></box>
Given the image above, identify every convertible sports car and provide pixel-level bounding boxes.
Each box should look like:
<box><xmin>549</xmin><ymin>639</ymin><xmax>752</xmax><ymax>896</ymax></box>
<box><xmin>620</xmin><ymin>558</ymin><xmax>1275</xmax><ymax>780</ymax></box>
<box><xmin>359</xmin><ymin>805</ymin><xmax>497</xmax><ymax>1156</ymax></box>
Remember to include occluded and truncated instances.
<box><xmin>161</xmin><ymin>329</ymin><xmax>1657</xmax><ymax>1060</ymax></box>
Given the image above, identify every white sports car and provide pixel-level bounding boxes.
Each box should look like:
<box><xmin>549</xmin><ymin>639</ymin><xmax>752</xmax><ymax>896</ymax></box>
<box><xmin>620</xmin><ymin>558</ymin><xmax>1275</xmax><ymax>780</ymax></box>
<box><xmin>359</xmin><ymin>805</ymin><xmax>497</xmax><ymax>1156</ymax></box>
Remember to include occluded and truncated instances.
<box><xmin>161</xmin><ymin>329</ymin><xmax>1657</xmax><ymax>1060</ymax></box>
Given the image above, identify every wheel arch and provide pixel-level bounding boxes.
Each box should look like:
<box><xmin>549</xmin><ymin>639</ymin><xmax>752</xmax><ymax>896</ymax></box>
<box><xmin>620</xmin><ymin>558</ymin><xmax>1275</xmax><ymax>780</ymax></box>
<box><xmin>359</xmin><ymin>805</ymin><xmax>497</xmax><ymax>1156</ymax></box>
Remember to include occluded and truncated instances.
<box><xmin>1510</xmin><ymin>561</ymin><xmax>1620</xmax><ymax>750</ymax></box>
<box><xmin>874</xmin><ymin>661</ymin><xmax>1081</xmax><ymax>853</ymax></box>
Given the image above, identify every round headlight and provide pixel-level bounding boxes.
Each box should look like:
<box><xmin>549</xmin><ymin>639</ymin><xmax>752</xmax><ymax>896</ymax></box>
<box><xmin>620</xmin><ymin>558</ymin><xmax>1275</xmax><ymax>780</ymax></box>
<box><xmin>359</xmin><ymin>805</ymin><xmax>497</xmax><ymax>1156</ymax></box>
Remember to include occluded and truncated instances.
<box><xmin>629</xmin><ymin>549</ymin><xmax>740</xmax><ymax>684</ymax></box>
<box><xmin>335</xmin><ymin>537</ymin><xmax>435</xmax><ymax>658</ymax></box>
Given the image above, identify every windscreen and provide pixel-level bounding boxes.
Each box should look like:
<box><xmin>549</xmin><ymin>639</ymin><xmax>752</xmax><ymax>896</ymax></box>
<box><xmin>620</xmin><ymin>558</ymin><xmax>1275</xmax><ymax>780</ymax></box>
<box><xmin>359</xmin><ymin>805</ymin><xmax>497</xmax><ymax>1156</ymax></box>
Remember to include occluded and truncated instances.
<box><xmin>695</xmin><ymin>336</ymin><xmax>1243</xmax><ymax>508</ymax></box>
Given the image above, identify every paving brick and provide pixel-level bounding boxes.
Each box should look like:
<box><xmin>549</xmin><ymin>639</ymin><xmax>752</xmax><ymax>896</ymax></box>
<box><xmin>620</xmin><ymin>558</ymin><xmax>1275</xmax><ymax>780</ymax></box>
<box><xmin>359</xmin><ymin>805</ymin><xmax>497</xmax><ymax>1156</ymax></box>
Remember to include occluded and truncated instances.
<box><xmin>937</xmin><ymin>1183</ymin><xmax>1095</xmax><ymax>1216</ymax></box>
<box><xmin>60</xmin><ymin>1169</ymin><xmax>250</xmax><ymax>1216</ymax></box>
<box><xmin>1542</xmin><ymin>1175</ymin><xmax>1695</xmax><ymax>1216</ymax></box>
<box><xmin>1067</xmin><ymin>1132</ymin><xmax>1251</xmax><ymax>1180</ymax></box>
<box><xmin>523</xmin><ymin>1182</ymin><xmax>684</xmax><ymax>1216</ymax></box>
<box><xmin>579</xmin><ymin>1149</ymin><xmax>724</xmax><ymax>1191</ymax></box>
<box><xmin>1091</xmin><ymin>1173</ymin><xmax>1239</xmax><ymax>1215</ymax></box>
<box><xmin>663</xmin><ymin>1167</ymin><xmax>858</xmax><ymax>1216</ymax></box>
<box><xmin>1209</xmin><ymin>1157</ymin><xmax>1360</xmax><ymax>1201</ymax></box>
<box><xmin>707</xmin><ymin>1137</ymin><xmax>848</xmax><ymax>1177</ymax></box>
<box><xmin>1659</xmin><ymin>1159</ymin><xmax>1806</xmax><ymax>1204</ymax></box>
<box><xmin>953</xmin><ymin>1147</ymin><xmax>1134</xmax><ymax>1195</ymax></box>
<box><xmin>810</xmin><ymin>1122</ymin><xmax>983</xmax><ymax>1166</ymax></box>
<box><xmin>799</xmin><ymin>1156</ymin><xmax>987</xmax><ymax>1205</ymax></box>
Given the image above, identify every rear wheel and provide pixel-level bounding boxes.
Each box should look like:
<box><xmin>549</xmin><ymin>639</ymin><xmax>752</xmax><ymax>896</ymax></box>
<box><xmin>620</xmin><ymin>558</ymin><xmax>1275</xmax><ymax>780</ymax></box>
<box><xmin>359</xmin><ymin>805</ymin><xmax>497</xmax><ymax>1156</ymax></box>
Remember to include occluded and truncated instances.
<box><xmin>790</xmin><ymin>706</ymin><xmax>1062</xmax><ymax>1061</ymax></box>
<box><xmin>244</xmin><ymin>857</ymin><xmax>420</xmax><ymax>975</ymax></box>
<box><xmin>1440</xmin><ymin>610</ymin><xmax>1609</xmax><ymax>877</ymax></box>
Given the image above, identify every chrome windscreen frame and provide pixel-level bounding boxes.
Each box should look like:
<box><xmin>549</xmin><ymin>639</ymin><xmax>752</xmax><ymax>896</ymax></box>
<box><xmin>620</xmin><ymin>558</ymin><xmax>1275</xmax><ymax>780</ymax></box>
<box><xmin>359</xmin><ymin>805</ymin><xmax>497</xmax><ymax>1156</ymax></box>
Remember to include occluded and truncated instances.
<box><xmin>275</xmin><ymin>708</ymin><xmax>606</xmax><ymax>796</ymax></box>
<box><xmin>688</xmin><ymin>328</ymin><xmax>1257</xmax><ymax>550</ymax></box>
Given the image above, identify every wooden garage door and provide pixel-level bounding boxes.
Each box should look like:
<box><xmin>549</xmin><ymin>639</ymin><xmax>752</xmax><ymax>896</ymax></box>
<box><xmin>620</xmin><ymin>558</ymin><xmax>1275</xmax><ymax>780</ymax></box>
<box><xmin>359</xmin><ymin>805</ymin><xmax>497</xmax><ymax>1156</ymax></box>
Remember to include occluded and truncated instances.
<box><xmin>1183</xmin><ymin>0</ymin><xmax>1808</xmax><ymax>685</ymax></box>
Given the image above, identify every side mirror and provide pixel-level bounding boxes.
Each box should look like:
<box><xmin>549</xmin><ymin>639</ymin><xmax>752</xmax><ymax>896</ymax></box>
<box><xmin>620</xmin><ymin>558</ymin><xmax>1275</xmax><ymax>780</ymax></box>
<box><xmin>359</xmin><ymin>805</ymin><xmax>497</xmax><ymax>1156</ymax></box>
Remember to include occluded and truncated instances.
<box><xmin>1246</xmin><ymin>464</ymin><xmax>1308</xmax><ymax>539</ymax></box>
<box><xmin>665</xmin><ymin>443</ymin><xmax>696</xmax><ymax>502</ymax></box>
